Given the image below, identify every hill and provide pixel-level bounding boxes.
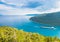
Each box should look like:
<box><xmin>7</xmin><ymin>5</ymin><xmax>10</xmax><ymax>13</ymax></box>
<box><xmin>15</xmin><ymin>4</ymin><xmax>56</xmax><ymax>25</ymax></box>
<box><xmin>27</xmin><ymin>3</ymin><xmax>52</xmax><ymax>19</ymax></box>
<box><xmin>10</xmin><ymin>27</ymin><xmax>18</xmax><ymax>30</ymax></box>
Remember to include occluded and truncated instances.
<box><xmin>30</xmin><ymin>12</ymin><xmax>60</xmax><ymax>26</ymax></box>
<box><xmin>0</xmin><ymin>26</ymin><xmax>60</xmax><ymax>42</ymax></box>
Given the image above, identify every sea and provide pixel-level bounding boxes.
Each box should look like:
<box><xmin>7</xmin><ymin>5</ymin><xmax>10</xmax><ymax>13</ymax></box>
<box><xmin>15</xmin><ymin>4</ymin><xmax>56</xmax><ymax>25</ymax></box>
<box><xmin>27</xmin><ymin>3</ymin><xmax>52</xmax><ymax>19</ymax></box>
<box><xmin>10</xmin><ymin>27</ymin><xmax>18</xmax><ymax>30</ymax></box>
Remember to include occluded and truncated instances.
<box><xmin>0</xmin><ymin>15</ymin><xmax>60</xmax><ymax>38</ymax></box>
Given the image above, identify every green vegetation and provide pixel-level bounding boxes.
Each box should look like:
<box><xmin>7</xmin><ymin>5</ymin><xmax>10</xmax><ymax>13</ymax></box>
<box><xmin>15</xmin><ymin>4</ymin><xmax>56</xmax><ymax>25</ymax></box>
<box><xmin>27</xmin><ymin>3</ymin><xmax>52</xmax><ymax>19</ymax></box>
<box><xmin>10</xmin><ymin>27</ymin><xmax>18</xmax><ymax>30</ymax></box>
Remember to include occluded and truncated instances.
<box><xmin>0</xmin><ymin>26</ymin><xmax>60</xmax><ymax>42</ymax></box>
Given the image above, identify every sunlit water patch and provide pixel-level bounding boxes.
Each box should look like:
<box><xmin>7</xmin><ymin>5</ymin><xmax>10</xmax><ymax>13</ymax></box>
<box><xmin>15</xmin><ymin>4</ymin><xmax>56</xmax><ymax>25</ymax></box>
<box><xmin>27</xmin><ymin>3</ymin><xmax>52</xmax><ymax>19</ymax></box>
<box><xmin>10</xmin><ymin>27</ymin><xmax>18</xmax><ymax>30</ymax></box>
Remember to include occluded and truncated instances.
<box><xmin>0</xmin><ymin>15</ymin><xmax>60</xmax><ymax>38</ymax></box>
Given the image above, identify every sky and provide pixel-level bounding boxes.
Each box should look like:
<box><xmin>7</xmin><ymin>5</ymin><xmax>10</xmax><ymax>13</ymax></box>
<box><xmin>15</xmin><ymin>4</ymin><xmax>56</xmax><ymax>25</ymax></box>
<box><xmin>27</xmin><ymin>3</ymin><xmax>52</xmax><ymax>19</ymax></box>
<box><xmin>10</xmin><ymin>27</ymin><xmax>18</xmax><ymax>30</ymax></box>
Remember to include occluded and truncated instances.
<box><xmin>0</xmin><ymin>0</ymin><xmax>60</xmax><ymax>15</ymax></box>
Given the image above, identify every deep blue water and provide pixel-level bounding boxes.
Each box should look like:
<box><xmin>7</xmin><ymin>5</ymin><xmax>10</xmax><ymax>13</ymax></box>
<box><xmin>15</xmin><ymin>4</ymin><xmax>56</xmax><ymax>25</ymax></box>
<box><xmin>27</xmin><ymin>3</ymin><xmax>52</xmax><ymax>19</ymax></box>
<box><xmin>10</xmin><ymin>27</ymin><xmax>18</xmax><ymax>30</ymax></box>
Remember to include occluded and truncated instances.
<box><xmin>0</xmin><ymin>15</ymin><xmax>60</xmax><ymax>38</ymax></box>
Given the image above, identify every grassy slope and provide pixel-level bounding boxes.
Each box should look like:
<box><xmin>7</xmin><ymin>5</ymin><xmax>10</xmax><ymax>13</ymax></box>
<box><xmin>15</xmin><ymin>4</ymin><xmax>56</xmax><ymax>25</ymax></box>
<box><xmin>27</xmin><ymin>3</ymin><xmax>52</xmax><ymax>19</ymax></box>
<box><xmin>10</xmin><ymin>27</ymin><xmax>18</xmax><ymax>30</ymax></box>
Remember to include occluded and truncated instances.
<box><xmin>0</xmin><ymin>26</ymin><xmax>60</xmax><ymax>42</ymax></box>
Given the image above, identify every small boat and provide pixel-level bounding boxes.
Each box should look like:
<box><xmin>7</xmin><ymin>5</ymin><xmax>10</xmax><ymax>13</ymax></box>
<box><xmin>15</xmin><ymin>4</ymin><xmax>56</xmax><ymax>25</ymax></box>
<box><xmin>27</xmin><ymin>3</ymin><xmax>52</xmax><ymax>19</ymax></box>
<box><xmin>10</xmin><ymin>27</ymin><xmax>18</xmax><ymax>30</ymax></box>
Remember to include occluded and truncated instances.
<box><xmin>40</xmin><ymin>26</ymin><xmax>56</xmax><ymax>30</ymax></box>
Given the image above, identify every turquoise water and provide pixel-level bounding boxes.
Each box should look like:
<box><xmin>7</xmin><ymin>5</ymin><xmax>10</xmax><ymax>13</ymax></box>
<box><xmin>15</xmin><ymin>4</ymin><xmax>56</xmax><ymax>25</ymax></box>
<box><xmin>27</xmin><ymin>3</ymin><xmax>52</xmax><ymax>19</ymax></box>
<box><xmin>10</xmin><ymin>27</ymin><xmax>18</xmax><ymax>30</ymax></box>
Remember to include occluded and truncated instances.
<box><xmin>0</xmin><ymin>15</ymin><xmax>60</xmax><ymax>37</ymax></box>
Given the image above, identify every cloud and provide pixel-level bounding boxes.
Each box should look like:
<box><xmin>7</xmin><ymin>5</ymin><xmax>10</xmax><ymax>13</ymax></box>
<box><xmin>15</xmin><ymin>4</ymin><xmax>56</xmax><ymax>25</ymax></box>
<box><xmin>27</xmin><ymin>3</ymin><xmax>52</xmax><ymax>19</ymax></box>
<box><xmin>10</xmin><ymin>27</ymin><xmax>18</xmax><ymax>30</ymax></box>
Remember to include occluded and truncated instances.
<box><xmin>22</xmin><ymin>1</ymin><xmax>42</xmax><ymax>8</ymax></box>
<box><xmin>0</xmin><ymin>4</ymin><xmax>42</xmax><ymax>15</ymax></box>
<box><xmin>1</xmin><ymin>0</ymin><xmax>27</xmax><ymax>7</ymax></box>
<box><xmin>55</xmin><ymin>0</ymin><xmax>60</xmax><ymax>8</ymax></box>
<box><xmin>0</xmin><ymin>0</ymin><xmax>60</xmax><ymax>15</ymax></box>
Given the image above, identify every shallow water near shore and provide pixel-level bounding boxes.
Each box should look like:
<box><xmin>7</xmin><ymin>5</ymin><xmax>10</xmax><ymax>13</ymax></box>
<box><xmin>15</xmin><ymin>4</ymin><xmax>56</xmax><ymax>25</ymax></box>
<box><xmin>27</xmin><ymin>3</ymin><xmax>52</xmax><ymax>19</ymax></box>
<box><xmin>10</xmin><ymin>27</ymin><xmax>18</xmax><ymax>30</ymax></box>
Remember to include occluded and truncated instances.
<box><xmin>0</xmin><ymin>15</ymin><xmax>60</xmax><ymax>38</ymax></box>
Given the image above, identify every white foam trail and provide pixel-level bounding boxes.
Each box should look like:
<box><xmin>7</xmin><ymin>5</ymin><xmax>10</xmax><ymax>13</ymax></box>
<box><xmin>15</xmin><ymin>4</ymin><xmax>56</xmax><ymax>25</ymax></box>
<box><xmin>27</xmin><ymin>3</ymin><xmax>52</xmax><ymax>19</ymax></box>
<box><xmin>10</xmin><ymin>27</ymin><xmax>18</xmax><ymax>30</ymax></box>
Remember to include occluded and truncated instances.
<box><xmin>34</xmin><ymin>26</ymin><xmax>56</xmax><ymax>30</ymax></box>
<box><xmin>40</xmin><ymin>26</ymin><xmax>56</xmax><ymax>30</ymax></box>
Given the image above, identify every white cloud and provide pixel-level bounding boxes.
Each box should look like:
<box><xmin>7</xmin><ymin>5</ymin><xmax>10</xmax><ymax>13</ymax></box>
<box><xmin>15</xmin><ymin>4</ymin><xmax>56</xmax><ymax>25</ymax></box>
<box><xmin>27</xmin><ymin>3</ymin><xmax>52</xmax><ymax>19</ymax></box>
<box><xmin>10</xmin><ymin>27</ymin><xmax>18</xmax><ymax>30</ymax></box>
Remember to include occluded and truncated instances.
<box><xmin>1</xmin><ymin>0</ymin><xmax>27</xmax><ymax>7</ymax></box>
<box><xmin>55</xmin><ymin>1</ymin><xmax>60</xmax><ymax>8</ymax></box>
<box><xmin>0</xmin><ymin>4</ymin><xmax>14</xmax><ymax>10</ymax></box>
<box><xmin>0</xmin><ymin>4</ymin><xmax>42</xmax><ymax>15</ymax></box>
<box><xmin>0</xmin><ymin>0</ymin><xmax>60</xmax><ymax>15</ymax></box>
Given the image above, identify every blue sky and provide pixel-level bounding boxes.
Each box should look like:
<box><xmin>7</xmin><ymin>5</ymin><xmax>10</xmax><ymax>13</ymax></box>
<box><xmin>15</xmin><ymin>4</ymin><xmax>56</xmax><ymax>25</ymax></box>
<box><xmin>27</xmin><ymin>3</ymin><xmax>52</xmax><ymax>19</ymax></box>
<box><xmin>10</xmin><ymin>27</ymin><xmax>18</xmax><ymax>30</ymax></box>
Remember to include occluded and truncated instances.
<box><xmin>0</xmin><ymin>0</ymin><xmax>60</xmax><ymax>15</ymax></box>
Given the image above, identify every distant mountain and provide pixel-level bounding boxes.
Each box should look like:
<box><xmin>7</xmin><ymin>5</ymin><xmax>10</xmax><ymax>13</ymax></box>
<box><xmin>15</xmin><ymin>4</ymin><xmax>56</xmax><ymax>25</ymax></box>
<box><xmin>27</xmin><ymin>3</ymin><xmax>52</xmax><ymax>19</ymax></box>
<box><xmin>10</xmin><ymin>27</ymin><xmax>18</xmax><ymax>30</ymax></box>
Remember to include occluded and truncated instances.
<box><xmin>26</xmin><ymin>14</ymin><xmax>38</xmax><ymax>16</ymax></box>
<box><xmin>30</xmin><ymin>12</ymin><xmax>60</xmax><ymax>26</ymax></box>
